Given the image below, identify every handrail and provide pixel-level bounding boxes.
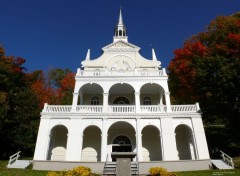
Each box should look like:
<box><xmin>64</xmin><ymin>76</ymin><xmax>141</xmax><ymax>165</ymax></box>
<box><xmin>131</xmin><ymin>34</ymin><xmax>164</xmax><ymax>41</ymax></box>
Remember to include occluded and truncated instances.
<box><xmin>7</xmin><ymin>151</ymin><xmax>21</xmax><ymax>166</ymax></box>
<box><xmin>135</xmin><ymin>155</ymin><xmax>140</xmax><ymax>176</ymax></box>
<box><xmin>103</xmin><ymin>154</ymin><xmax>109</xmax><ymax>175</ymax></box>
<box><xmin>220</xmin><ymin>150</ymin><xmax>234</xmax><ymax>167</ymax></box>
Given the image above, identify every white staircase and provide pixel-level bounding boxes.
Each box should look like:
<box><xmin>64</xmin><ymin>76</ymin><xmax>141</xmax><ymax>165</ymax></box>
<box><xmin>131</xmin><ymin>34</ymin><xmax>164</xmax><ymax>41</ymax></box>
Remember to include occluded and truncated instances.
<box><xmin>211</xmin><ymin>160</ymin><xmax>234</xmax><ymax>169</ymax></box>
<box><xmin>211</xmin><ymin>150</ymin><xmax>234</xmax><ymax>169</ymax></box>
<box><xmin>7</xmin><ymin>151</ymin><xmax>32</xmax><ymax>169</ymax></box>
<box><xmin>7</xmin><ymin>160</ymin><xmax>32</xmax><ymax>169</ymax></box>
<box><xmin>102</xmin><ymin>155</ymin><xmax>139</xmax><ymax>175</ymax></box>
<box><xmin>103</xmin><ymin>162</ymin><xmax>139</xmax><ymax>175</ymax></box>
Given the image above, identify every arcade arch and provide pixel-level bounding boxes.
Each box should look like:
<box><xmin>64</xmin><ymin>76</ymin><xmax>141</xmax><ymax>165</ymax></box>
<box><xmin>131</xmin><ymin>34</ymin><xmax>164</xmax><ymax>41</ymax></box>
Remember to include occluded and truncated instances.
<box><xmin>81</xmin><ymin>126</ymin><xmax>101</xmax><ymax>161</ymax></box>
<box><xmin>140</xmin><ymin>83</ymin><xmax>165</xmax><ymax>105</ymax></box>
<box><xmin>108</xmin><ymin>121</ymin><xmax>136</xmax><ymax>161</ymax></box>
<box><xmin>142</xmin><ymin>125</ymin><xmax>162</xmax><ymax>161</ymax></box>
<box><xmin>47</xmin><ymin>125</ymin><xmax>68</xmax><ymax>161</ymax></box>
<box><xmin>175</xmin><ymin>125</ymin><xmax>196</xmax><ymax>160</ymax></box>
<box><xmin>109</xmin><ymin>83</ymin><xmax>135</xmax><ymax>105</ymax></box>
<box><xmin>78</xmin><ymin>83</ymin><xmax>103</xmax><ymax>105</ymax></box>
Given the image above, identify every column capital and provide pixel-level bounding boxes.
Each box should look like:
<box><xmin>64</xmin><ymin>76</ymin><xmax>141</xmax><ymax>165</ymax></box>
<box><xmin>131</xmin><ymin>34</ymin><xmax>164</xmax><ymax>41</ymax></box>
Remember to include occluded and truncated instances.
<box><xmin>103</xmin><ymin>92</ymin><xmax>109</xmax><ymax>96</ymax></box>
<box><xmin>101</xmin><ymin>133</ymin><xmax>108</xmax><ymax>137</ymax></box>
<box><xmin>164</xmin><ymin>91</ymin><xmax>171</xmax><ymax>95</ymax></box>
<box><xmin>135</xmin><ymin>91</ymin><xmax>140</xmax><ymax>95</ymax></box>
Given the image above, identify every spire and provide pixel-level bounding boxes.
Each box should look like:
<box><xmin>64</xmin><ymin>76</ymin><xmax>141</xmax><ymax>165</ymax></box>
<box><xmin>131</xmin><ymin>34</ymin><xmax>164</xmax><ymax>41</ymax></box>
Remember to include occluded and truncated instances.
<box><xmin>85</xmin><ymin>49</ymin><xmax>90</xmax><ymax>61</ymax></box>
<box><xmin>114</xmin><ymin>8</ymin><xmax>128</xmax><ymax>42</ymax></box>
<box><xmin>152</xmin><ymin>48</ymin><xmax>157</xmax><ymax>61</ymax></box>
<box><xmin>118</xmin><ymin>8</ymin><xmax>124</xmax><ymax>25</ymax></box>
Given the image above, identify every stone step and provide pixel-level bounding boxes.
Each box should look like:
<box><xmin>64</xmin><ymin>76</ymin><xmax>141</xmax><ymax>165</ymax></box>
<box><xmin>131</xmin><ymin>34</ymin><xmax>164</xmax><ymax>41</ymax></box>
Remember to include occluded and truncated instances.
<box><xmin>7</xmin><ymin>160</ymin><xmax>32</xmax><ymax>169</ymax></box>
<box><xmin>103</xmin><ymin>161</ymin><xmax>139</xmax><ymax>175</ymax></box>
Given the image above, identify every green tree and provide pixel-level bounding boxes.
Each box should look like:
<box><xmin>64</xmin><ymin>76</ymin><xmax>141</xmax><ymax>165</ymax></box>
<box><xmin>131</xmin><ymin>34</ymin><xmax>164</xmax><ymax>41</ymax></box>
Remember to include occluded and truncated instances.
<box><xmin>168</xmin><ymin>13</ymin><xmax>240</xmax><ymax>127</ymax></box>
<box><xmin>48</xmin><ymin>68</ymin><xmax>71</xmax><ymax>87</ymax></box>
<box><xmin>0</xmin><ymin>47</ymin><xmax>40</xmax><ymax>159</ymax></box>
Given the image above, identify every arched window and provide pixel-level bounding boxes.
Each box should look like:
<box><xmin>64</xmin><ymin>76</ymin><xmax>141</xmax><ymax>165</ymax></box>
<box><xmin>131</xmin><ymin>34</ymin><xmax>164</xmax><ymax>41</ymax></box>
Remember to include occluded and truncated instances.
<box><xmin>113</xmin><ymin>135</ymin><xmax>131</xmax><ymax>145</ymax></box>
<box><xmin>91</xmin><ymin>97</ymin><xmax>99</xmax><ymax>105</ymax></box>
<box><xmin>119</xmin><ymin>30</ymin><xmax>122</xmax><ymax>36</ymax></box>
<box><xmin>143</xmin><ymin>97</ymin><xmax>152</xmax><ymax>105</ymax></box>
<box><xmin>113</xmin><ymin>97</ymin><xmax>130</xmax><ymax>104</ymax></box>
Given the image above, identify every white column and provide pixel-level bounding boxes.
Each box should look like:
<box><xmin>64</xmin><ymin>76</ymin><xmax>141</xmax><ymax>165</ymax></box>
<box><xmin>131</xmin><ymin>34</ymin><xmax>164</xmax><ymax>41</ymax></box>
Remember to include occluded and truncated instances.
<box><xmin>159</xmin><ymin>133</ymin><xmax>164</xmax><ymax>161</ymax></box>
<box><xmin>103</xmin><ymin>93</ymin><xmax>109</xmax><ymax>112</ymax></box>
<box><xmin>191</xmin><ymin>117</ymin><xmax>210</xmax><ymax>159</ymax></box>
<box><xmin>160</xmin><ymin>118</ymin><xmax>178</xmax><ymax>160</ymax></box>
<box><xmin>71</xmin><ymin>93</ymin><xmax>79</xmax><ymax>112</ymax></box>
<box><xmin>66</xmin><ymin>119</ymin><xmax>84</xmax><ymax>161</ymax></box>
<box><xmin>136</xmin><ymin>118</ymin><xmax>143</xmax><ymax>161</ymax></box>
<box><xmin>66</xmin><ymin>132</ymin><xmax>83</xmax><ymax>161</ymax></box>
<box><xmin>79</xmin><ymin>133</ymin><xmax>83</xmax><ymax>160</ymax></box>
<box><xmin>101</xmin><ymin>118</ymin><xmax>108</xmax><ymax>161</ymax></box>
<box><xmin>164</xmin><ymin>92</ymin><xmax>172</xmax><ymax>112</ymax></box>
<box><xmin>159</xmin><ymin>90</ymin><xmax>164</xmax><ymax>105</ymax></box>
<box><xmin>33</xmin><ymin>118</ymin><xmax>51</xmax><ymax>160</ymax></box>
<box><xmin>135</xmin><ymin>92</ymin><xmax>140</xmax><ymax>113</ymax></box>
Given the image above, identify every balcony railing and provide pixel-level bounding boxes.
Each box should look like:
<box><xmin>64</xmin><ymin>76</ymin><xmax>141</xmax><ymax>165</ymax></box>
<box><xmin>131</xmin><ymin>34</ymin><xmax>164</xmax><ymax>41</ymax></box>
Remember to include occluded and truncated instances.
<box><xmin>171</xmin><ymin>105</ymin><xmax>197</xmax><ymax>112</ymax></box>
<box><xmin>76</xmin><ymin>69</ymin><xmax>167</xmax><ymax>77</ymax></box>
<box><xmin>43</xmin><ymin>103</ymin><xmax>199</xmax><ymax>114</ymax></box>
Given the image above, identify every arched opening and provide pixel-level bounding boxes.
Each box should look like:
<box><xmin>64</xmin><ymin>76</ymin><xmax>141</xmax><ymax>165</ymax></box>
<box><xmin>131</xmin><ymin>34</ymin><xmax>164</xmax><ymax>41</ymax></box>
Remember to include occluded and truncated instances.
<box><xmin>47</xmin><ymin>125</ymin><xmax>68</xmax><ymax>161</ymax></box>
<box><xmin>109</xmin><ymin>83</ymin><xmax>135</xmax><ymax>105</ymax></box>
<box><xmin>81</xmin><ymin>126</ymin><xmax>101</xmax><ymax>161</ymax></box>
<box><xmin>140</xmin><ymin>83</ymin><xmax>165</xmax><ymax>105</ymax></box>
<box><xmin>119</xmin><ymin>30</ymin><xmax>122</xmax><ymax>36</ymax></box>
<box><xmin>78</xmin><ymin>83</ymin><xmax>103</xmax><ymax>105</ymax></box>
<box><xmin>142</xmin><ymin>125</ymin><xmax>162</xmax><ymax>161</ymax></box>
<box><xmin>108</xmin><ymin>121</ymin><xmax>136</xmax><ymax>161</ymax></box>
<box><xmin>175</xmin><ymin>125</ymin><xmax>196</xmax><ymax>160</ymax></box>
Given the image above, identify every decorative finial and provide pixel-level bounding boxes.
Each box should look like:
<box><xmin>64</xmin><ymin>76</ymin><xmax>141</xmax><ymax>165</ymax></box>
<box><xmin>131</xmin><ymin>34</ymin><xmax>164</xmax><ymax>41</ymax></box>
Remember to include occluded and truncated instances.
<box><xmin>85</xmin><ymin>49</ymin><xmax>90</xmax><ymax>61</ymax></box>
<box><xmin>152</xmin><ymin>48</ymin><xmax>157</xmax><ymax>61</ymax></box>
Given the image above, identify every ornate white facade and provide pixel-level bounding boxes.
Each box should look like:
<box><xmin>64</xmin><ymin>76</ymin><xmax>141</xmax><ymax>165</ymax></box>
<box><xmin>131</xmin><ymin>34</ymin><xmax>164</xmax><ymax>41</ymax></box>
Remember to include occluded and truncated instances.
<box><xmin>33</xmin><ymin>10</ymin><xmax>210</xmax><ymax>172</ymax></box>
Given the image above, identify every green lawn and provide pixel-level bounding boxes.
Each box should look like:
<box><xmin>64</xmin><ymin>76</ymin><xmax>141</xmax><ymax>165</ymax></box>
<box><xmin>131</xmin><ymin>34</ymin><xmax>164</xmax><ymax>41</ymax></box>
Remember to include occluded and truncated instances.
<box><xmin>1</xmin><ymin>160</ymin><xmax>240</xmax><ymax>176</ymax></box>
<box><xmin>176</xmin><ymin>169</ymin><xmax>239</xmax><ymax>176</ymax></box>
<box><xmin>0</xmin><ymin>160</ymin><xmax>48</xmax><ymax>176</ymax></box>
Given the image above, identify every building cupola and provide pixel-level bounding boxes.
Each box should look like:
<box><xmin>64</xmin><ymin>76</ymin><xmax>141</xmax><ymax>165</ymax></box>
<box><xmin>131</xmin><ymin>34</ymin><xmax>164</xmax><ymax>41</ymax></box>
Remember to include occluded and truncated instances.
<box><xmin>113</xmin><ymin>9</ymin><xmax>128</xmax><ymax>42</ymax></box>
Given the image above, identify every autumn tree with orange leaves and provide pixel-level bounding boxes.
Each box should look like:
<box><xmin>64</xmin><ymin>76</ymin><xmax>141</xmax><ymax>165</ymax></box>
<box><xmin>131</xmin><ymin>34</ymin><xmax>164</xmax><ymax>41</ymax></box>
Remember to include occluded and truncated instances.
<box><xmin>168</xmin><ymin>13</ymin><xmax>240</xmax><ymax>127</ymax></box>
<box><xmin>29</xmin><ymin>69</ymin><xmax>75</xmax><ymax>108</ymax></box>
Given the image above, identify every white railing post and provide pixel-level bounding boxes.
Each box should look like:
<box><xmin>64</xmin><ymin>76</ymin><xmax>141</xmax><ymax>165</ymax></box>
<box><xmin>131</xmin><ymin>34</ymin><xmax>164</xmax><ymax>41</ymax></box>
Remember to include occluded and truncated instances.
<box><xmin>7</xmin><ymin>151</ymin><xmax>21</xmax><ymax>166</ymax></box>
<box><xmin>220</xmin><ymin>150</ymin><xmax>234</xmax><ymax>167</ymax></box>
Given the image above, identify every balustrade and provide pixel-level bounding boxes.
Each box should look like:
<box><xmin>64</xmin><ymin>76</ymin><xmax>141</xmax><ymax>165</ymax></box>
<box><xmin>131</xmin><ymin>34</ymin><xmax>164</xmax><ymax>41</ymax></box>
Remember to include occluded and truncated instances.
<box><xmin>76</xmin><ymin>69</ymin><xmax>164</xmax><ymax>77</ymax></box>
<box><xmin>140</xmin><ymin>105</ymin><xmax>166</xmax><ymax>112</ymax></box>
<box><xmin>43</xmin><ymin>104</ymin><xmax>199</xmax><ymax>114</ymax></box>
<box><xmin>171</xmin><ymin>105</ymin><xmax>197</xmax><ymax>112</ymax></box>
<box><xmin>76</xmin><ymin>105</ymin><xmax>103</xmax><ymax>113</ymax></box>
<box><xmin>109</xmin><ymin>105</ymin><xmax>135</xmax><ymax>113</ymax></box>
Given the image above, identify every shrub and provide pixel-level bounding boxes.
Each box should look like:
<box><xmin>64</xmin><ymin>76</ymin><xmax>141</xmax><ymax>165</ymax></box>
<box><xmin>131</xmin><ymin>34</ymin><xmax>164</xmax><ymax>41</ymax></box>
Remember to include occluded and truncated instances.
<box><xmin>47</xmin><ymin>166</ymin><xmax>100</xmax><ymax>176</ymax></box>
<box><xmin>149</xmin><ymin>167</ymin><xmax>177</xmax><ymax>176</ymax></box>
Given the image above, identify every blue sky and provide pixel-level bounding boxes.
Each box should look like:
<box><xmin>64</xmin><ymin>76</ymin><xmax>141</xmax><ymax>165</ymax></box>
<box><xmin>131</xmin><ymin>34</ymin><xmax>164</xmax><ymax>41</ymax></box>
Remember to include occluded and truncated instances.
<box><xmin>1</xmin><ymin>0</ymin><xmax>240</xmax><ymax>73</ymax></box>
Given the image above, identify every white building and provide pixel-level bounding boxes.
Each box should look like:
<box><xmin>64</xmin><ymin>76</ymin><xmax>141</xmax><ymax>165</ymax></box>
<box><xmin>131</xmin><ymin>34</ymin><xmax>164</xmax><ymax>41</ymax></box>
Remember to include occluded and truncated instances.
<box><xmin>33</xmin><ymin>10</ymin><xmax>211</xmax><ymax>174</ymax></box>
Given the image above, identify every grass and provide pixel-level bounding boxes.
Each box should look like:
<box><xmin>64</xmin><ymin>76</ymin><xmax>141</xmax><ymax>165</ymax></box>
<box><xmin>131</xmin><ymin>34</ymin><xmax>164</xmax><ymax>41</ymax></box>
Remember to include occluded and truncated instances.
<box><xmin>1</xmin><ymin>160</ymin><xmax>240</xmax><ymax>176</ymax></box>
<box><xmin>0</xmin><ymin>160</ymin><xmax>48</xmax><ymax>176</ymax></box>
<box><xmin>177</xmin><ymin>169</ymin><xmax>240</xmax><ymax>176</ymax></box>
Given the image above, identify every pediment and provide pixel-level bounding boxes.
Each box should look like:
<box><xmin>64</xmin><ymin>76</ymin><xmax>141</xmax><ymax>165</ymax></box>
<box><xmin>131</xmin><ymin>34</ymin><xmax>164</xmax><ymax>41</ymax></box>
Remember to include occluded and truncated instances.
<box><xmin>102</xmin><ymin>40</ymin><xmax>140</xmax><ymax>51</ymax></box>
